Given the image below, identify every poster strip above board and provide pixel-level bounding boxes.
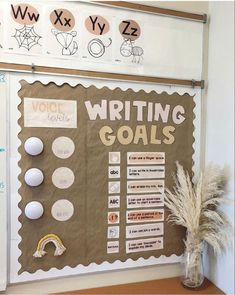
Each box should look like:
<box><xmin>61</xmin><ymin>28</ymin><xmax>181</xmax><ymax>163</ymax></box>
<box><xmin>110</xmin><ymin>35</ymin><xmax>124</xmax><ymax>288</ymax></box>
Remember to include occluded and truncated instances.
<box><xmin>0</xmin><ymin>1</ymin><xmax>204</xmax><ymax>82</ymax></box>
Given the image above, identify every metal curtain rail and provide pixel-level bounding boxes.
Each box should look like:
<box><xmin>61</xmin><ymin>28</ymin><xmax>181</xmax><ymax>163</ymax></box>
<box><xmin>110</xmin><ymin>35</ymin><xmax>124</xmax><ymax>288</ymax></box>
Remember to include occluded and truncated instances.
<box><xmin>0</xmin><ymin>63</ymin><xmax>204</xmax><ymax>88</ymax></box>
<box><xmin>95</xmin><ymin>1</ymin><xmax>207</xmax><ymax>23</ymax></box>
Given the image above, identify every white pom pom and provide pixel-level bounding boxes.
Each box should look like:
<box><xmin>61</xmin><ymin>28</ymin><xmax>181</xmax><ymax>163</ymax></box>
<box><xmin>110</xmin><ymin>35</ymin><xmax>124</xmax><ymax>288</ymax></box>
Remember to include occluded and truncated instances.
<box><xmin>24</xmin><ymin>168</ymin><xmax>44</xmax><ymax>186</ymax></box>
<box><xmin>25</xmin><ymin>201</ymin><xmax>44</xmax><ymax>220</ymax></box>
<box><xmin>24</xmin><ymin>137</ymin><xmax>43</xmax><ymax>156</ymax></box>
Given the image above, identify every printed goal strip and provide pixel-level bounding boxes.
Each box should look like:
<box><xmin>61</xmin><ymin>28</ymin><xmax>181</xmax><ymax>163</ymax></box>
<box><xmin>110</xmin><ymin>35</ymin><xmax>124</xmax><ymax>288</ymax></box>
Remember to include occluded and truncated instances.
<box><xmin>127</xmin><ymin>152</ymin><xmax>165</xmax><ymax>165</ymax></box>
<box><xmin>126</xmin><ymin>237</ymin><xmax>163</xmax><ymax>253</ymax></box>
<box><xmin>126</xmin><ymin>209</ymin><xmax>164</xmax><ymax>223</ymax></box>
<box><xmin>126</xmin><ymin>223</ymin><xmax>164</xmax><ymax>238</ymax></box>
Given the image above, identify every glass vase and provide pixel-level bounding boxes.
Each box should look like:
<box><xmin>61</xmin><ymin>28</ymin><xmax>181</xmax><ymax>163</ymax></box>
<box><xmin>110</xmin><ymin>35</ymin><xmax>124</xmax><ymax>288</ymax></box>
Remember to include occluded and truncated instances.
<box><xmin>181</xmin><ymin>242</ymin><xmax>204</xmax><ymax>289</ymax></box>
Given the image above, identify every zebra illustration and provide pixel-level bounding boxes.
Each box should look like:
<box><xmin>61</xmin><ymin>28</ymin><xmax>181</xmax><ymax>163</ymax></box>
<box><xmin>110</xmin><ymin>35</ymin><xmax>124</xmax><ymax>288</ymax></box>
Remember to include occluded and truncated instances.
<box><xmin>120</xmin><ymin>39</ymin><xmax>144</xmax><ymax>63</ymax></box>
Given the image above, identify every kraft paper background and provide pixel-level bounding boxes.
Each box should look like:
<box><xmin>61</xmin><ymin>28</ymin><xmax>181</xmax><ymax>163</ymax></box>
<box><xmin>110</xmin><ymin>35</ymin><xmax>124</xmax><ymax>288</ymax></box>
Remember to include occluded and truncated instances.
<box><xmin>17</xmin><ymin>80</ymin><xmax>195</xmax><ymax>273</ymax></box>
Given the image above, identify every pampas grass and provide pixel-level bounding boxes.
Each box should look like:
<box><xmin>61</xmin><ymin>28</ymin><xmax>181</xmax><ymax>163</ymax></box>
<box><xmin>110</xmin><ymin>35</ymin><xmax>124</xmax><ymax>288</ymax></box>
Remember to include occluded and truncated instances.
<box><xmin>164</xmin><ymin>162</ymin><xmax>232</xmax><ymax>288</ymax></box>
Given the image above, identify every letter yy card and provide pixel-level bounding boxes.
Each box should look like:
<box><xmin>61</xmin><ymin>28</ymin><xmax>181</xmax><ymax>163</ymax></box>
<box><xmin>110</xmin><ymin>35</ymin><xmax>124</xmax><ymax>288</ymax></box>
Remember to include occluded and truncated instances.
<box><xmin>17</xmin><ymin>80</ymin><xmax>194</xmax><ymax>273</ymax></box>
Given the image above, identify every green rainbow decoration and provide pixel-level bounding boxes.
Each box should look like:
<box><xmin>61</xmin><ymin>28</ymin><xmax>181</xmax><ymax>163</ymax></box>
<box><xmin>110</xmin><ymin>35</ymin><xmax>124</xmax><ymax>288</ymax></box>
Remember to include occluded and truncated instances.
<box><xmin>33</xmin><ymin>233</ymin><xmax>66</xmax><ymax>258</ymax></box>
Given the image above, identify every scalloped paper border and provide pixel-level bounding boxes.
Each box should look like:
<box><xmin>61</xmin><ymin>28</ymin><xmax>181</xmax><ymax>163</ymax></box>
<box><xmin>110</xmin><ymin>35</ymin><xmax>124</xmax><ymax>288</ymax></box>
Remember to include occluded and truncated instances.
<box><xmin>10</xmin><ymin>73</ymin><xmax>201</xmax><ymax>283</ymax></box>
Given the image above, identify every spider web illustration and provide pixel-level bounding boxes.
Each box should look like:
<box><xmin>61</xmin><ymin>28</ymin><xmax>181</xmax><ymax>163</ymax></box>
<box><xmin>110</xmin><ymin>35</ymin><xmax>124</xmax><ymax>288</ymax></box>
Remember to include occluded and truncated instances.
<box><xmin>13</xmin><ymin>25</ymin><xmax>41</xmax><ymax>51</ymax></box>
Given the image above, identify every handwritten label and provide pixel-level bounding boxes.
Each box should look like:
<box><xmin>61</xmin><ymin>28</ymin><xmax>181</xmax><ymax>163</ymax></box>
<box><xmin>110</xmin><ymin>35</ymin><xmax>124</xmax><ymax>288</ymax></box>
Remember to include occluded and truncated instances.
<box><xmin>127</xmin><ymin>194</ymin><xmax>164</xmax><ymax>208</ymax></box>
<box><xmin>126</xmin><ymin>237</ymin><xmax>163</xmax><ymax>253</ymax></box>
<box><xmin>126</xmin><ymin>209</ymin><xmax>164</xmax><ymax>223</ymax></box>
<box><xmin>24</xmin><ymin>98</ymin><xmax>77</xmax><ymax>128</ymax></box>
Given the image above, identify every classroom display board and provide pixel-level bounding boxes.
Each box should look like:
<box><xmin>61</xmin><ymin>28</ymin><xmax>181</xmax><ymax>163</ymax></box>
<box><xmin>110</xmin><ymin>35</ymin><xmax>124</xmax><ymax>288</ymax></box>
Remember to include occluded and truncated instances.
<box><xmin>0</xmin><ymin>1</ymin><xmax>205</xmax><ymax>288</ymax></box>
<box><xmin>8</xmin><ymin>73</ymin><xmax>201</xmax><ymax>282</ymax></box>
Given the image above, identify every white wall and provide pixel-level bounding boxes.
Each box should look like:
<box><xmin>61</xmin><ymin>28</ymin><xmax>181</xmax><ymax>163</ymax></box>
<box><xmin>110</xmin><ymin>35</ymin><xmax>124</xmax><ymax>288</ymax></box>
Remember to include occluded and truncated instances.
<box><xmin>143</xmin><ymin>1</ymin><xmax>208</xmax><ymax>14</ymax></box>
<box><xmin>204</xmin><ymin>2</ymin><xmax>234</xmax><ymax>295</ymax></box>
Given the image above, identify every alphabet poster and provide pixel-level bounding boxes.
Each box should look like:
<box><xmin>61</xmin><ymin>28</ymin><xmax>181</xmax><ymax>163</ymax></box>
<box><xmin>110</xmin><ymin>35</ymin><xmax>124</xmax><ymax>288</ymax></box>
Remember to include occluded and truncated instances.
<box><xmin>114</xmin><ymin>17</ymin><xmax>145</xmax><ymax>65</ymax></box>
<box><xmin>81</xmin><ymin>11</ymin><xmax>113</xmax><ymax>62</ymax></box>
<box><xmin>17</xmin><ymin>80</ymin><xmax>195</xmax><ymax>274</ymax></box>
<box><xmin>2</xmin><ymin>2</ymin><xmax>145</xmax><ymax>66</ymax></box>
<box><xmin>44</xmin><ymin>5</ymin><xmax>79</xmax><ymax>57</ymax></box>
<box><xmin>5</xmin><ymin>3</ymin><xmax>42</xmax><ymax>54</ymax></box>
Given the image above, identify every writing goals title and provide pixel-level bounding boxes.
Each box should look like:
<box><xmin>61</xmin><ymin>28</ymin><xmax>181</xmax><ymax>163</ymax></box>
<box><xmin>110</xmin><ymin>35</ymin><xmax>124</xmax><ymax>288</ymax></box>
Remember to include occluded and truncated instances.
<box><xmin>85</xmin><ymin>100</ymin><xmax>187</xmax><ymax>146</ymax></box>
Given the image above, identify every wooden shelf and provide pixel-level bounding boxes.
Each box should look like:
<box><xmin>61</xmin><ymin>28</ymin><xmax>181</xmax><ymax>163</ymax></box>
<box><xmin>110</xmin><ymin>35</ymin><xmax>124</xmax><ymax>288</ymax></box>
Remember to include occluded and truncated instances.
<box><xmin>96</xmin><ymin>1</ymin><xmax>207</xmax><ymax>23</ymax></box>
<box><xmin>0</xmin><ymin>62</ymin><xmax>204</xmax><ymax>89</ymax></box>
<box><xmin>56</xmin><ymin>277</ymin><xmax>224</xmax><ymax>294</ymax></box>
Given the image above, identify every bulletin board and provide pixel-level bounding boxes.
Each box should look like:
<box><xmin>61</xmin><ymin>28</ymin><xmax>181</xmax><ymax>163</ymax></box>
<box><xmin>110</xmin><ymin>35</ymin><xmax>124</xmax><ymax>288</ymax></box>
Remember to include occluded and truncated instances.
<box><xmin>8</xmin><ymin>72</ymin><xmax>202</xmax><ymax>283</ymax></box>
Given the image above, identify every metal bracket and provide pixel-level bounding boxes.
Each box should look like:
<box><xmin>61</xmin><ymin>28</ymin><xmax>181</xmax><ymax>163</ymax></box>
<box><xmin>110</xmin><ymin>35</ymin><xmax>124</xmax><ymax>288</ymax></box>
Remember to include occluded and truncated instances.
<box><xmin>31</xmin><ymin>63</ymin><xmax>36</xmax><ymax>73</ymax></box>
<box><xmin>201</xmin><ymin>80</ymin><xmax>205</xmax><ymax>89</ymax></box>
<box><xmin>191</xmin><ymin>79</ymin><xmax>196</xmax><ymax>88</ymax></box>
<box><xmin>203</xmin><ymin>14</ymin><xmax>207</xmax><ymax>24</ymax></box>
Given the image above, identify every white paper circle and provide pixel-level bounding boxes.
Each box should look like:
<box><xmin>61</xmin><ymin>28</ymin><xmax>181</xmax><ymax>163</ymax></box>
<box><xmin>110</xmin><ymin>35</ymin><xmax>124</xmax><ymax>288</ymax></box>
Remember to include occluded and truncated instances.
<box><xmin>52</xmin><ymin>137</ymin><xmax>75</xmax><ymax>159</ymax></box>
<box><xmin>24</xmin><ymin>168</ymin><xmax>44</xmax><ymax>187</ymax></box>
<box><xmin>25</xmin><ymin>201</ymin><xmax>44</xmax><ymax>220</ymax></box>
<box><xmin>52</xmin><ymin>167</ymin><xmax>74</xmax><ymax>189</ymax></box>
<box><xmin>51</xmin><ymin>199</ymin><xmax>74</xmax><ymax>221</ymax></box>
<box><xmin>24</xmin><ymin>137</ymin><xmax>44</xmax><ymax>156</ymax></box>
